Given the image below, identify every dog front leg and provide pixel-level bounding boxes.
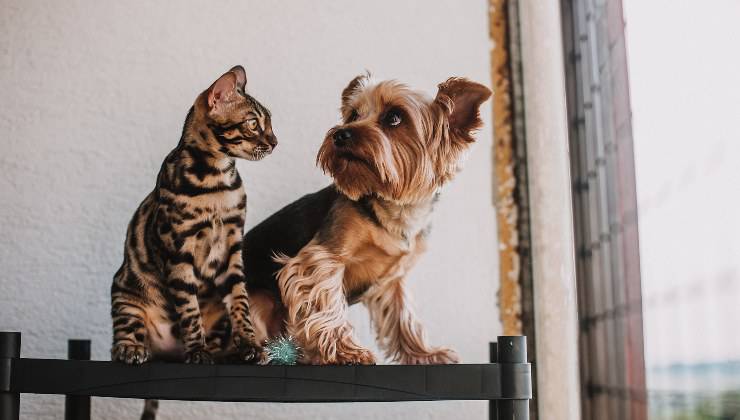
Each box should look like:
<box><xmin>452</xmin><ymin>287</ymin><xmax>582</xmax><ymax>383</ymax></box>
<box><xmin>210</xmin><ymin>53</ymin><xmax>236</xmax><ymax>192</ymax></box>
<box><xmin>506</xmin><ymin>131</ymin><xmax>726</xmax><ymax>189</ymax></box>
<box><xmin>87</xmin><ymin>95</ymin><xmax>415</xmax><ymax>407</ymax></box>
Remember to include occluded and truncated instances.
<box><xmin>276</xmin><ymin>242</ymin><xmax>375</xmax><ymax>365</ymax></box>
<box><xmin>364</xmin><ymin>277</ymin><xmax>459</xmax><ymax>364</ymax></box>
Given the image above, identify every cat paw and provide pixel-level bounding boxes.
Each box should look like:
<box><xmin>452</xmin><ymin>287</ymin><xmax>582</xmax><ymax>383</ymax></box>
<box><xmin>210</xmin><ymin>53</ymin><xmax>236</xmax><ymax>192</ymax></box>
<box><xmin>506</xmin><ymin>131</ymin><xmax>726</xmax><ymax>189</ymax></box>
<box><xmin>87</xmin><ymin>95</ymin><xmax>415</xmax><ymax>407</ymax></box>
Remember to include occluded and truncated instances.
<box><xmin>233</xmin><ymin>334</ymin><xmax>261</xmax><ymax>363</ymax></box>
<box><xmin>239</xmin><ymin>346</ymin><xmax>263</xmax><ymax>363</ymax></box>
<box><xmin>185</xmin><ymin>349</ymin><xmax>214</xmax><ymax>364</ymax></box>
<box><xmin>111</xmin><ymin>343</ymin><xmax>151</xmax><ymax>365</ymax></box>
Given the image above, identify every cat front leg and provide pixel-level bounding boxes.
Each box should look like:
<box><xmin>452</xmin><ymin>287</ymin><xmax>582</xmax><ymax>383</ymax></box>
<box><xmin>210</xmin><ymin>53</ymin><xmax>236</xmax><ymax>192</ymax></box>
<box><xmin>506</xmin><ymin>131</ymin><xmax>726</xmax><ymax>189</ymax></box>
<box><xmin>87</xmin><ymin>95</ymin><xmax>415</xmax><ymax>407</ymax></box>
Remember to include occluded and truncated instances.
<box><xmin>217</xmin><ymin>244</ymin><xmax>260</xmax><ymax>362</ymax></box>
<box><xmin>111</xmin><ymin>270</ymin><xmax>152</xmax><ymax>364</ymax></box>
<box><xmin>167</xmin><ymin>261</ymin><xmax>212</xmax><ymax>364</ymax></box>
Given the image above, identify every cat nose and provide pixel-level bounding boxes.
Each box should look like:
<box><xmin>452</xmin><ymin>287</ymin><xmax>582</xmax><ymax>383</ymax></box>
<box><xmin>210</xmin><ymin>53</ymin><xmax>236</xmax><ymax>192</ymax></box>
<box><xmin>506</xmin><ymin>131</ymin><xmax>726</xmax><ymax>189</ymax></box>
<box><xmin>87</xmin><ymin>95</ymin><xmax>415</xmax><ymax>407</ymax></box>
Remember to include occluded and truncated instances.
<box><xmin>267</xmin><ymin>135</ymin><xmax>277</xmax><ymax>149</ymax></box>
<box><xmin>333</xmin><ymin>129</ymin><xmax>352</xmax><ymax>147</ymax></box>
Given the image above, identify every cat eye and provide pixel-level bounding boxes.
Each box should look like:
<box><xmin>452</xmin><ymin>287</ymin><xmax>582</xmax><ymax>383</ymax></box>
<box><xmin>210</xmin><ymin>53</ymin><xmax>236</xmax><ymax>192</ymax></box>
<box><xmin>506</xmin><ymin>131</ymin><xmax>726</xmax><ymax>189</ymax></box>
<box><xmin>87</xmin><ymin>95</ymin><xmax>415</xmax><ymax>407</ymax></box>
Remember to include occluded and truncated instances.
<box><xmin>246</xmin><ymin>118</ymin><xmax>259</xmax><ymax>131</ymax></box>
<box><xmin>383</xmin><ymin>110</ymin><xmax>402</xmax><ymax>127</ymax></box>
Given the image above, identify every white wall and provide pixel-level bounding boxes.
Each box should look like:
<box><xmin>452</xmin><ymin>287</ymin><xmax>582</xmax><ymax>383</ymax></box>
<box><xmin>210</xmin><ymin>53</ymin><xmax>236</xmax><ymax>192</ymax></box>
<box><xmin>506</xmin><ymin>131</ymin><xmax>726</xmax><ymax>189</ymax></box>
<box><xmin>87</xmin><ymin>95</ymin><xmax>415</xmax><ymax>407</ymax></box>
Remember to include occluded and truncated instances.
<box><xmin>0</xmin><ymin>1</ymin><xmax>500</xmax><ymax>419</ymax></box>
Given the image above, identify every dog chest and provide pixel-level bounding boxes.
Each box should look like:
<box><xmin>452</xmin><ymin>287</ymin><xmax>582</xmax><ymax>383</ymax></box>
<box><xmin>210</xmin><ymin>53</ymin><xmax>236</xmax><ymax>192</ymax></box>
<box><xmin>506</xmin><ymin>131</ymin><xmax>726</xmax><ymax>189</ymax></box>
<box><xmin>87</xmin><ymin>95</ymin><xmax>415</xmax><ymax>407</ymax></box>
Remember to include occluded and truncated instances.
<box><xmin>343</xmin><ymin>230</ymin><xmax>426</xmax><ymax>295</ymax></box>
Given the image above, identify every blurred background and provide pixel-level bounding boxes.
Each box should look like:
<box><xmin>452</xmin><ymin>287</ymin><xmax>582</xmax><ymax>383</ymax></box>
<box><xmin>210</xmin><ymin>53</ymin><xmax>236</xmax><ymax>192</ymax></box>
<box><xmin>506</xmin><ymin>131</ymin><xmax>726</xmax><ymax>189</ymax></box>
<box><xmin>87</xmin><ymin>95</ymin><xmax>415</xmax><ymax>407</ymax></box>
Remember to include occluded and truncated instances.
<box><xmin>1</xmin><ymin>1</ymin><xmax>739</xmax><ymax>420</ymax></box>
<box><xmin>562</xmin><ymin>0</ymin><xmax>740</xmax><ymax>419</ymax></box>
<box><xmin>626</xmin><ymin>0</ymin><xmax>740</xmax><ymax>418</ymax></box>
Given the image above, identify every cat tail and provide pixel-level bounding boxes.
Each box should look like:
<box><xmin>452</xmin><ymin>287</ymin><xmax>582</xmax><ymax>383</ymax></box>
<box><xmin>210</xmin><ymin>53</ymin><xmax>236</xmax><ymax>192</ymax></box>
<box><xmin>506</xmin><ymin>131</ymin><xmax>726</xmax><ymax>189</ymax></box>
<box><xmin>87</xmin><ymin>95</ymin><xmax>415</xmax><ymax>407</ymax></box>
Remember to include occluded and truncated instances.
<box><xmin>140</xmin><ymin>399</ymin><xmax>159</xmax><ymax>420</ymax></box>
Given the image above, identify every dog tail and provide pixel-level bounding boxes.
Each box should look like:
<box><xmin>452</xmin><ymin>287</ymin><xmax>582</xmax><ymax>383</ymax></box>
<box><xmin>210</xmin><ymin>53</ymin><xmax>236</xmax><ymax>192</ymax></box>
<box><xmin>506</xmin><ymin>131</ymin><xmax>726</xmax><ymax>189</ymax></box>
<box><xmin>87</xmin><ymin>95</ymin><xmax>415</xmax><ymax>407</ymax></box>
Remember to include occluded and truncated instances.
<box><xmin>272</xmin><ymin>251</ymin><xmax>291</xmax><ymax>265</ymax></box>
<box><xmin>140</xmin><ymin>399</ymin><xmax>159</xmax><ymax>420</ymax></box>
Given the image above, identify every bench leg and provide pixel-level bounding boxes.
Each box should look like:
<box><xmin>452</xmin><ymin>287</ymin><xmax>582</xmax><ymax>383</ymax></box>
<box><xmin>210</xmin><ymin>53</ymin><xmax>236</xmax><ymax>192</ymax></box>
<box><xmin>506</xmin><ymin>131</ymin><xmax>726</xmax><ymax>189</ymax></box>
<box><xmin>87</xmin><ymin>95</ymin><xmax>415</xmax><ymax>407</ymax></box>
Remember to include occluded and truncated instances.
<box><xmin>0</xmin><ymin>332</ymin><xmax>21</xmax><ymax>420</ymax></box>
<box><xmin>495</xmin><ymin>336</ymin><xmax>531</xmax><ymax>420</ymax></box>
<box><xmin>65</xmin><ymin>339</ymin><xmax>91</xmax><ymax>420</ymax></box>
<box><xmin>490</xmin><ymin>342</ymin><xmax>498</xmax><ymax>420</ymax></box>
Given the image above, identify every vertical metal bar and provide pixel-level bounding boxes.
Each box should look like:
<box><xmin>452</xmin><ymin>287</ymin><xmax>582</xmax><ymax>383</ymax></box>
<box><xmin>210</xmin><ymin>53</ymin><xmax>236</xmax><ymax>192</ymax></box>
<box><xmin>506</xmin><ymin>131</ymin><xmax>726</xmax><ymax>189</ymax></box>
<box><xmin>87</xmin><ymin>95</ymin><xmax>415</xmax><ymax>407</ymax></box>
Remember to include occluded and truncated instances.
<box><xmin>498</xmin><ymin>336</ymin><xmax>529</xmax><ymax>419</ymax></box>
<box><xmin>0</xmin><ymin>332</ymin><xmax>21</xmax><ymax>420</ymax></box>
<box><xmin>490</xmin><ymin>342</ymin><xmax>499</xmax><ymax>420</ymax></box>
<box><xmin>65</xmin><ymin>339</ymin><xmax>91</xmax><ymax>420</ymax></box>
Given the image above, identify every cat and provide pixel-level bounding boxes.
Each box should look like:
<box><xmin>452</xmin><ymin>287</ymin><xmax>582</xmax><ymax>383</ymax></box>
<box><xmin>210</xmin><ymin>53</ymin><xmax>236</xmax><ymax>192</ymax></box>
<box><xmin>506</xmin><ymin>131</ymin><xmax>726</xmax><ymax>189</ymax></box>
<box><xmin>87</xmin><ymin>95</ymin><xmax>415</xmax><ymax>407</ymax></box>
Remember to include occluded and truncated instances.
<box><xmin>110</xmin><ymin>65</ymin><xmax>276</xmax><ymax>365</ymax></box>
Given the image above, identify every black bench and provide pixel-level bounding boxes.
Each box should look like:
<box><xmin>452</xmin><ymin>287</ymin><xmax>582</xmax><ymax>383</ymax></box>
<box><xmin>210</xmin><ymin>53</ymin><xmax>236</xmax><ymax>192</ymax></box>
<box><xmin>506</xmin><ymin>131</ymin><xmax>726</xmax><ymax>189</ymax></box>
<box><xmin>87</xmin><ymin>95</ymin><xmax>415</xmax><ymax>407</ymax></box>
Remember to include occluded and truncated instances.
<box><xmin>0</xmin><ymin>332</ymin><xmax>531</xmax><ymax>419</ymax></box>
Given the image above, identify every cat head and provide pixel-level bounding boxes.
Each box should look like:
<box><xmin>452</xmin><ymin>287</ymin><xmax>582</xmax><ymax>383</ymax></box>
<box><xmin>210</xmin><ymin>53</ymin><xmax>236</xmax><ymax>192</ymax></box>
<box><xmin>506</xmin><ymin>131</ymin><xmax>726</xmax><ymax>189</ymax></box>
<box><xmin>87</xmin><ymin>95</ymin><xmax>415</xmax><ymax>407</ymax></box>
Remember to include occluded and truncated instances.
<box><xmin>200</xmin><ymin>66</ymin><xmax>277</xmax><ymax>161</ymax></box>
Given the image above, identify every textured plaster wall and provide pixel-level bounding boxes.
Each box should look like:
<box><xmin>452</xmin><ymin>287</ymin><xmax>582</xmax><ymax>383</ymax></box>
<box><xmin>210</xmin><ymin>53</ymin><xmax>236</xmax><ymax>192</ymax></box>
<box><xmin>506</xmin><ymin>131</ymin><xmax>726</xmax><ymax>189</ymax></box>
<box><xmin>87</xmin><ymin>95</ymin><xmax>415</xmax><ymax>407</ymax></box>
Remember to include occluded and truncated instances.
<box><xmin>0</xmin><ymin>1</ymin><xmax>500</xmax><ymax>419</ymax></box>
<box><xmin>519</xmin><ymin>2</ymin><xmax>582</xmax><ymax>419</ymax></box>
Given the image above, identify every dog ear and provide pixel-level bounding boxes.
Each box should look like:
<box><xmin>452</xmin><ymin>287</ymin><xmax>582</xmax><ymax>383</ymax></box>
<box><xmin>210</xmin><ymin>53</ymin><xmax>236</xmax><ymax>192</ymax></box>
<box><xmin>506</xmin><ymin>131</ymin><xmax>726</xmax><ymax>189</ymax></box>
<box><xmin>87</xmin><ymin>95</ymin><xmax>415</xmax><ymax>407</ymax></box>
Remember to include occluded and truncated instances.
<box><xmin>340</xmin><ymin>73</ymin><xmax>369</xmax><ymax>115</ymax></box>
<box><xmin>208</xmin><ymin>66</ymin><xmax>247</xmax><ymax>113</ymax></box>
<box><xmin>435</xmin><ymin>78</ymin><xmax>492</xmax><ymax>138</ymax></box>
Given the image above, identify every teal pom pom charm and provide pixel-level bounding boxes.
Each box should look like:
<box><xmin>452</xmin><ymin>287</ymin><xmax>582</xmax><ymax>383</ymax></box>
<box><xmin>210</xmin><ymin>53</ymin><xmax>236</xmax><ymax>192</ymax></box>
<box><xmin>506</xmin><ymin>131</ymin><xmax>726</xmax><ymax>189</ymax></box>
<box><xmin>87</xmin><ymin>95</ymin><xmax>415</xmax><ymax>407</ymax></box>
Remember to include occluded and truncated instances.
<box><xmin>264</xmin><ymin>335</ymin><xmax>301</xmax><ymax>365</ymax></box>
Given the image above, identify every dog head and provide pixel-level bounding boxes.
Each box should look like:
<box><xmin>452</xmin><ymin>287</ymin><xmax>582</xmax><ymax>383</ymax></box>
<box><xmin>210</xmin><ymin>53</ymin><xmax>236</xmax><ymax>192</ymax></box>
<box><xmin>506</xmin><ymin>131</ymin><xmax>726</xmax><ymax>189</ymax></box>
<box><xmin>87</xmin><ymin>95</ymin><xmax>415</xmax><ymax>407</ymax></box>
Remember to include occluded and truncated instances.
<box><xmin>317</xmin><ymin>74</ymin><xmax>491</xmax><ymax>203</ymax></box>
<box><xmin>199</xmin><ymin>65</ymin><xmax>277</xmax><ymax>161</ymax></box>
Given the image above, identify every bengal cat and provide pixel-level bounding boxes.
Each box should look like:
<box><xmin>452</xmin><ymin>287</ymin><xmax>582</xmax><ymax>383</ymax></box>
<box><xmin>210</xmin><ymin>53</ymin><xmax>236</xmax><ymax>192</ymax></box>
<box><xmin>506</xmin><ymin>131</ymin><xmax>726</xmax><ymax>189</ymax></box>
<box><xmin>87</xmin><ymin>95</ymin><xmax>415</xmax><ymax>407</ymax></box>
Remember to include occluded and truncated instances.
<box><xmin>111</xmin><ymin>66</ymin><xmax>276</xmax><ymax>365</ymax></box>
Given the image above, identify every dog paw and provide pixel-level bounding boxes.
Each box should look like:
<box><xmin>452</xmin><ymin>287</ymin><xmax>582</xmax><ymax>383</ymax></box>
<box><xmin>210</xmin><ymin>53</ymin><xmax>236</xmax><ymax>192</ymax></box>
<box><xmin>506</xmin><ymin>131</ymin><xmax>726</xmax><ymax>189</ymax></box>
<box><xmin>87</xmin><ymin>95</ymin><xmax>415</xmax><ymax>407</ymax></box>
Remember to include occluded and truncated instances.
<box><xmin>257</xmin><ymin>351</ymin><xmax>273</xmax><ymax>365</ymax></box>
<box><xmin>185</xmin><ymin>348</ymin><xmax>214</xmax><ymax>364</ymax></box>
<box><xmin>331</xmin><ymin>348</ymin><xmax>377</xmax><ymax>365</ymax></box>
<box><xmin>401</xmin><ymin>348</ymin><xmax>459</xmax><ymax>365</ymax></box>
<box><xmin>111</xmin><ymin>343</ymin><xmax>151</xmax><ymax>365</ymax></box>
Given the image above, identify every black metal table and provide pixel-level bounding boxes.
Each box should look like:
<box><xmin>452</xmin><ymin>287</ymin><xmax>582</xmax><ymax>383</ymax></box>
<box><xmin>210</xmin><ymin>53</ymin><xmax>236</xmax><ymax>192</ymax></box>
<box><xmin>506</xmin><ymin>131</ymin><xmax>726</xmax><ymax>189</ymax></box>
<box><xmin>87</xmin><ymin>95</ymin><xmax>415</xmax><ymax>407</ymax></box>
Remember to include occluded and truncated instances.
<box><xmin>0</xmin><ymin>332</ymin><xmax>531</xmax><ymax>419</ymax></box>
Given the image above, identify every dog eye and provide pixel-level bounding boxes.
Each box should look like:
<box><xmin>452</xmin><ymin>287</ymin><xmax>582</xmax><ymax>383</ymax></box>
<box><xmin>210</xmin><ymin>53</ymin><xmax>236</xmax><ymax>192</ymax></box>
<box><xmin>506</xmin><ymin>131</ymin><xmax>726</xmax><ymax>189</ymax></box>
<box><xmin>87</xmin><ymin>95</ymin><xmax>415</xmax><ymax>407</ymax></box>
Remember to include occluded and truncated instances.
<box><xmin>347</xmin><ymin>110</ymin><xmax>359</xmax><ymax>123</ymax></box>
<box><xmin>384</xmin><ymin>110</ymin><xmax>402</xmax><ymax>127</ymax></box>
<box><xmin>246</xmin><ymin>119</ymin><xmax>258</xmax><ymax>130</ymax></box>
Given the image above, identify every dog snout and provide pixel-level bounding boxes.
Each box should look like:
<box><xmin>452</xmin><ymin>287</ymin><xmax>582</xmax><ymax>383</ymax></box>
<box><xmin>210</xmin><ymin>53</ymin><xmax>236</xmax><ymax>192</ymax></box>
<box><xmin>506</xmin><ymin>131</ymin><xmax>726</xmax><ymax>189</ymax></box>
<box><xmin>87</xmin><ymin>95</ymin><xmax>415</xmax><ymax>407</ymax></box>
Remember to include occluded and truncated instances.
<box><xmin>333</xmin><ymin>128</ymin><xmax>352</xmax><ymax>148</ymax></box>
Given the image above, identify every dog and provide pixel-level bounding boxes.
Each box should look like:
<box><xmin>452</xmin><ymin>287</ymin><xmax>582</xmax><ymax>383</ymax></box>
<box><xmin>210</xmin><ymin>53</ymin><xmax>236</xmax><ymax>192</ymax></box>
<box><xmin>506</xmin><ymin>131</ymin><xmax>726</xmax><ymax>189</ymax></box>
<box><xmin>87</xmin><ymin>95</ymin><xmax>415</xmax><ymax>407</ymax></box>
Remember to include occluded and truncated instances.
<box><xmin>244</xmin><ymin>74</ymin><xmax>491</xmax><ymax>364</ymax></box>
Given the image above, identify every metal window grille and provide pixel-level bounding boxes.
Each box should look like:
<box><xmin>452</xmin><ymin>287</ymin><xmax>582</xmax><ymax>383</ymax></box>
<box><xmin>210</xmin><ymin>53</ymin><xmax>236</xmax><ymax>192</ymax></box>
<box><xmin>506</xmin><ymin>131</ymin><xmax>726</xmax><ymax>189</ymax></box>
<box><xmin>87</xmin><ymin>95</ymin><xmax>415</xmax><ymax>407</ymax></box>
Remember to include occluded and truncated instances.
<box><xmin>560</xmin><ymin>1</ymin><xmax>647</xmax><ymax>419</ymax></box>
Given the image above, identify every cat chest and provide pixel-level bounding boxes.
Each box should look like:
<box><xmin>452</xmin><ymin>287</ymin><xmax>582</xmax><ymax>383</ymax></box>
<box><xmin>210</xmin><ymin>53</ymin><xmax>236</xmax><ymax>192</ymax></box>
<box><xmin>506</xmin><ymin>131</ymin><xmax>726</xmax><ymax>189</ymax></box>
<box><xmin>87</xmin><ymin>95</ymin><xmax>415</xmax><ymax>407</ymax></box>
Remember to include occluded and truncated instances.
<box><xmin>191</xmin><ymin>216</ymin><xmax>233</xmax><ymax>274</ymax></box>
<box><xmin>184</xmin><ymin>188</ymin><xmax>245</xmax><ymax>211</ymax></box>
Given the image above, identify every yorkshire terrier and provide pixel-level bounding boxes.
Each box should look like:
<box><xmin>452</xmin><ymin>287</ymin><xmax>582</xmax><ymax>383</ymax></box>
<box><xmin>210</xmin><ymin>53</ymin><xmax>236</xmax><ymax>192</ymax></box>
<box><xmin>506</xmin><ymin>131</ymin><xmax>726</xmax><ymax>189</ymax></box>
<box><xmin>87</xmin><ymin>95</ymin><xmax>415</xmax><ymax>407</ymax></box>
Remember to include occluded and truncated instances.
<box><xmin>244</xmin><ymin>74</ymin><xmax>491</xmax><ymax>364</ymax></box>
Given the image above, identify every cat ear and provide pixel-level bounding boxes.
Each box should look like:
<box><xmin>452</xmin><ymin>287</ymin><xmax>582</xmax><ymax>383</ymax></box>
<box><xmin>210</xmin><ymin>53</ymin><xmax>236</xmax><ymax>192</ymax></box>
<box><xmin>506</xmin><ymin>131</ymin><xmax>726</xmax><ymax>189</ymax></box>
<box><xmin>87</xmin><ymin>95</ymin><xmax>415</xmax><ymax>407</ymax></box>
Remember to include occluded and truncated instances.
<box><xmin>208</xmin><ymin>66</ymin><xmax>248</xmax><ymax>109</ymax></box>
<box><xmin>434</xmin><ymin>77</ymin><xmax>492</xmax><ymax>138</ymax></box>
<box><xmin>229</xmin><ymin>65</ymin><xmax>247</xmax><ymax>90</ymax></box>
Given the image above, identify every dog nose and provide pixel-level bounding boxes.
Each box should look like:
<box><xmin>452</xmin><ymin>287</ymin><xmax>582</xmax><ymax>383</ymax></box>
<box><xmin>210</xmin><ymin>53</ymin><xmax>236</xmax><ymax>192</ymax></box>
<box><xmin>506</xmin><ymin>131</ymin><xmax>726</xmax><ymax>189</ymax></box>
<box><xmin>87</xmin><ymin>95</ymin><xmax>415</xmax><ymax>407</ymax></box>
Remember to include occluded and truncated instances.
<box><xmin>333</xmin><ymin>129</ymin><xmax>352</xmax><ymax>147</ymax></box>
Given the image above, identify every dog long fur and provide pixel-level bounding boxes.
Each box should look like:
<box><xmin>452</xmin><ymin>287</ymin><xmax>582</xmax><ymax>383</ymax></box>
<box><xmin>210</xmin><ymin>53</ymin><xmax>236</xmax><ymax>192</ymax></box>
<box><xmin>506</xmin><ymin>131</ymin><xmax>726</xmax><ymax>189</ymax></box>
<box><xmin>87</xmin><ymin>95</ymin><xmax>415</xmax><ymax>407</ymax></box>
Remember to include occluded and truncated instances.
<box><xmin>243</xmin><ymin>75</ymin><xmax>491</xmax><ymax>364</ymax></box>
